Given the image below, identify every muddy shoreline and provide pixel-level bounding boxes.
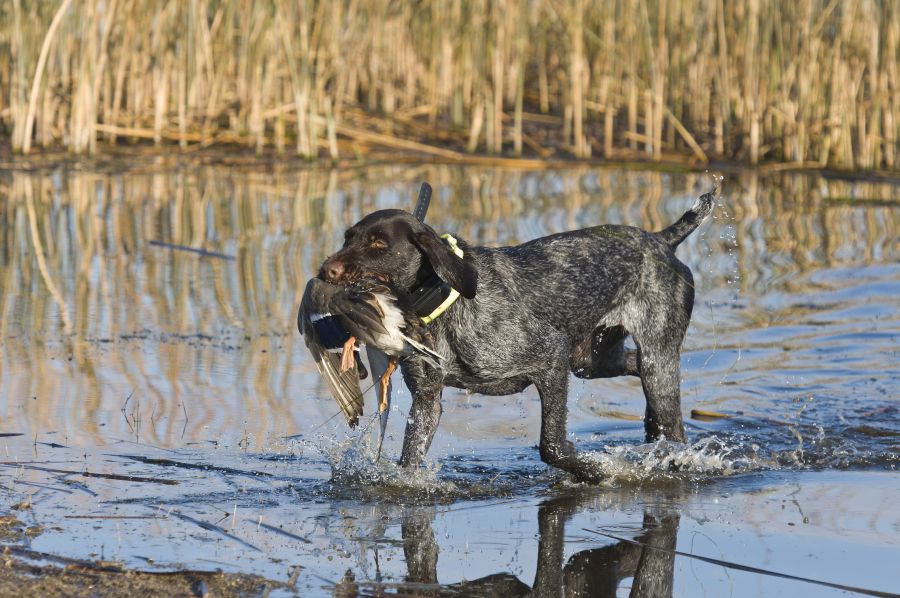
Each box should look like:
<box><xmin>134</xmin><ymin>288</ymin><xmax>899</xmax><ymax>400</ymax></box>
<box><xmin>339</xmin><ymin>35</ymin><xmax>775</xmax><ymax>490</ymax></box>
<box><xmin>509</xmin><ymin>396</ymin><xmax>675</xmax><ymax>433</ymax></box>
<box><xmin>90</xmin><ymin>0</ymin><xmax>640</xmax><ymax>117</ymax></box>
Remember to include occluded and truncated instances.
<box><xmin>0</xmin><ymin>551</ymin><xmax>287</xmax><ymax>598</ymax></box>
<box><xmin>1</xmin><ymin>515</ymin><xmax>284</xmax><ymax>597</ymax></box>
<box><xmin>2</xmin><ymin>143</ymin><xmax>899</xmax><ymax>187</ymax></box>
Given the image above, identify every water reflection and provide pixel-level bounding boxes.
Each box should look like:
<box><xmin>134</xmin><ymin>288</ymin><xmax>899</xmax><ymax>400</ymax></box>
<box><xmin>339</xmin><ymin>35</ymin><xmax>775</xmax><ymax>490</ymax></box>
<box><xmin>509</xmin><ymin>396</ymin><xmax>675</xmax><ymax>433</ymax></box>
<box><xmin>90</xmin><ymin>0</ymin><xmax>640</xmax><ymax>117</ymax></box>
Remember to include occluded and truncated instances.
<box><xmin>331</xmin><ymin>490</ymin><xmax>681</xmax><ymax>597</ymax></box>
<box><xmin>0</xmin><ymin>164</ymin><xmax>897</xmax><ymax>452</ymax></box>
<box><xmin>533</xmin><ymin>499</ymin><xmax>678</xmax><ymax>598</ymax></box>
<box><xmin>4</xmin><ymin>421</ymin><xmax>897</xmax><ymax>596</ymax></box>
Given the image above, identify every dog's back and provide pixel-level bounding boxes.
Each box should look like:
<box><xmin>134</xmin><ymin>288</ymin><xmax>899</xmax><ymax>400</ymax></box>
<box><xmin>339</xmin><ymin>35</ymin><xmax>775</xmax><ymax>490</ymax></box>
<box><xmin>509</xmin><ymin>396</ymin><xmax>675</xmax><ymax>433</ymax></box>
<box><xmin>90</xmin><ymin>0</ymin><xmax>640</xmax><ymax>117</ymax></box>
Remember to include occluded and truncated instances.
<box><xmin>461</xmin><ymin>205</ymin><xmax>704</xmax><ymax>352</ymax></box>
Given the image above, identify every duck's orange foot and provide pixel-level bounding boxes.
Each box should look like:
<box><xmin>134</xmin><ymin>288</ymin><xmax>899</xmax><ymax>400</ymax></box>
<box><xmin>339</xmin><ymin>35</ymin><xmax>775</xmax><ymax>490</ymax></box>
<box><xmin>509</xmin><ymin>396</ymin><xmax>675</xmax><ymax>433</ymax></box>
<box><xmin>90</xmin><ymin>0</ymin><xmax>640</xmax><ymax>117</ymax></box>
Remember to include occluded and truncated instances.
<box><xmin>340</xmin><ymin>336</ymin><xmax>357</xmax><ymax>372</ymax></box>
<box><xmin>378</xmin><ymin>358</ymin><xmax>398</xmax><ymax>412</ymax></box>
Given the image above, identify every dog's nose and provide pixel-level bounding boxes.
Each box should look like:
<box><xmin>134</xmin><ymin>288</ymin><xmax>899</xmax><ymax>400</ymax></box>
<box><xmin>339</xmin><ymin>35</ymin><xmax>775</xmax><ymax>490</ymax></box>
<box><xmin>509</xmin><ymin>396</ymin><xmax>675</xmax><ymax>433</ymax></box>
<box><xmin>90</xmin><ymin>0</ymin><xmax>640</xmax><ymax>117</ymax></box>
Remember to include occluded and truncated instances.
<box><xmin>321</xmin><ymin>260</ymin><xmax>345</xmax><ymax>282</ymax></box>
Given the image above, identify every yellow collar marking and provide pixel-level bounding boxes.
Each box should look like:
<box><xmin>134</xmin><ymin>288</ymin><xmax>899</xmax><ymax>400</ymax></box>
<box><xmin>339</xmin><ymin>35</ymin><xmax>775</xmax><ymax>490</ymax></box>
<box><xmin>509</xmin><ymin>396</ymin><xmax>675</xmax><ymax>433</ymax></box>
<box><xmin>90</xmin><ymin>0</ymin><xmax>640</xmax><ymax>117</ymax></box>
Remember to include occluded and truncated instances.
<box><xmin>420</xmin><ymin>234</ymin><xmax>463</xmax><ymax>324</ymax></box>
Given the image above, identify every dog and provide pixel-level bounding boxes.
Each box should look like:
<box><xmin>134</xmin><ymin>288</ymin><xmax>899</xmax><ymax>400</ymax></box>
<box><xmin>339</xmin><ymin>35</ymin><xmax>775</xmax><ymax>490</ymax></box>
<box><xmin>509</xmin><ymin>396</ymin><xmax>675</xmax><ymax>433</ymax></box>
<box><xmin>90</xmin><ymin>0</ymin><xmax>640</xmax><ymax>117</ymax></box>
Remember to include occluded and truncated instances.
<box><xmin>318</xmin><ymin>190</ymin><xmax>715</xmax><ymax>482</ymax></box>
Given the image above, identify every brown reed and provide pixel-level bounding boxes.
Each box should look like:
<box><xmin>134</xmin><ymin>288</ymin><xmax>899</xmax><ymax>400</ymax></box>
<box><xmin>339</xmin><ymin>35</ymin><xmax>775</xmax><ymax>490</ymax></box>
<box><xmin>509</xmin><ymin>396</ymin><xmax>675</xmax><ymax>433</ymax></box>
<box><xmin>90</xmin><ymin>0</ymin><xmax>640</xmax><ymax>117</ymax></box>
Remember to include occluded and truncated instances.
<box><xmin>0</xmin><ymin>0</ymin><xmax>897</xmax><ymax>170</ymax></box>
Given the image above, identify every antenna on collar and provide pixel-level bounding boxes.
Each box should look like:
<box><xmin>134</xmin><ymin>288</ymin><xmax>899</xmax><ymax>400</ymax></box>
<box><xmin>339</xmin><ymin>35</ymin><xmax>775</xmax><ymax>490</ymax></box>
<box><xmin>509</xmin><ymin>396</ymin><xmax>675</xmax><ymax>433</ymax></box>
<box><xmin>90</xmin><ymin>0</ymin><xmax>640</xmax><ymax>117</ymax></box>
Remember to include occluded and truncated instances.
<box><xmin>413</xmin><ymin>182</ymin><xmax>432</xmax><ymax>223</ymax></box>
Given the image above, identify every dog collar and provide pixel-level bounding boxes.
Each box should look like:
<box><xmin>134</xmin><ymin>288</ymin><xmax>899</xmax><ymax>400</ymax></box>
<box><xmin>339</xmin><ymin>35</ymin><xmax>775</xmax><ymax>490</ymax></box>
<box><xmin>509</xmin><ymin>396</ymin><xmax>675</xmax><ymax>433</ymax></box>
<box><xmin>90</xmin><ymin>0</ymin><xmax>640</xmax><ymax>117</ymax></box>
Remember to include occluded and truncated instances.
<box><xmin>409</xmin><ymin>234</ymin><xmax>463</xmax><ymax>324</ymax></box>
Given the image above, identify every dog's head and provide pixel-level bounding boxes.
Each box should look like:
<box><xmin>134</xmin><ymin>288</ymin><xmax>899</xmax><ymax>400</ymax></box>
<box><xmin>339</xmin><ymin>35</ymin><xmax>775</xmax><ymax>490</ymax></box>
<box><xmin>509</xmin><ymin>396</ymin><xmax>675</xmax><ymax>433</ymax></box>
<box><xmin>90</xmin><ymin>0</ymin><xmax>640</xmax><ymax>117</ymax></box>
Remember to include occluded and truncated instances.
<box><xmin>319</xmin><ymin>209</ymin><xmax>477</xmax><ymax>299</ymax></box>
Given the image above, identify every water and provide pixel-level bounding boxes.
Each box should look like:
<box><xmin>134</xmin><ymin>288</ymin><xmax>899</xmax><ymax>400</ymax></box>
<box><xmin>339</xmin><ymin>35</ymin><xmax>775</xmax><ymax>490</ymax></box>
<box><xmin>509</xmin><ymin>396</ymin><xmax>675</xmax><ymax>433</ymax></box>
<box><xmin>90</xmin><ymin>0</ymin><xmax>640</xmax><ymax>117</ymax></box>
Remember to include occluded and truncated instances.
<box><xmin>0</xmin><ymin>163</ymin><xmax>898</xmax><ymax>596</ymax></box>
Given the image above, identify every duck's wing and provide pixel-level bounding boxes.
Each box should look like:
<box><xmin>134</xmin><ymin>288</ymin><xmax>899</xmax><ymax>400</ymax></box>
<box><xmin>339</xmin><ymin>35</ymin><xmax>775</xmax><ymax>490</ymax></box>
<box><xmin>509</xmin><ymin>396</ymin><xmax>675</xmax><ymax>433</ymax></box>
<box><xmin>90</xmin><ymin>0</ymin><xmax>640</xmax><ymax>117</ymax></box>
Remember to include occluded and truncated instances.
<box><xmin>329</xmin><ymin>284</ymin><xmax>392</xmax><ymax>345</ymax></box>
<box><xmin>309</xmin><ymin>341</ymin><xmax>364</xmax><ymax>428</ymax></box>
<box><xmin>299</xmin><ymin>279</ymin><xmax>364</xmax><ymax>427</ymax></box>
<box><xmin>399</xmin><ymin>314</ymin><xmax>444</xmax><ymax>368</ymax></box>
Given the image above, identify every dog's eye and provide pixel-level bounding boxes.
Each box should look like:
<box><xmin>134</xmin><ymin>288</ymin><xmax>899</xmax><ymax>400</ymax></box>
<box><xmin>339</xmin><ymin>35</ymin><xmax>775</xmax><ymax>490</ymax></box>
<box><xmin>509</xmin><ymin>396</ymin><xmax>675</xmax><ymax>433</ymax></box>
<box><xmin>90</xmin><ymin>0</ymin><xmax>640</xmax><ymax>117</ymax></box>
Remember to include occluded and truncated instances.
<box><xmin>369</xmin><ymin>237</ymin><xmax>388</xmax><ymax>249</ymax></box>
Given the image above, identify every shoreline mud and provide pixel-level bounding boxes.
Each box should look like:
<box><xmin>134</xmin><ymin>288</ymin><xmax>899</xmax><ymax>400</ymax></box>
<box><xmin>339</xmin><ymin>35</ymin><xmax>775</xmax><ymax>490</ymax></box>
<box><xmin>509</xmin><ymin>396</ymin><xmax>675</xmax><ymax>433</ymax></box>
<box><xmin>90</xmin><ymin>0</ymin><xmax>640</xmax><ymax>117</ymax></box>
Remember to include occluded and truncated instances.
<box><xmin>2</xmin><ymin>144</ymin><xmax>900</xmax><ymax>187</ymax></box>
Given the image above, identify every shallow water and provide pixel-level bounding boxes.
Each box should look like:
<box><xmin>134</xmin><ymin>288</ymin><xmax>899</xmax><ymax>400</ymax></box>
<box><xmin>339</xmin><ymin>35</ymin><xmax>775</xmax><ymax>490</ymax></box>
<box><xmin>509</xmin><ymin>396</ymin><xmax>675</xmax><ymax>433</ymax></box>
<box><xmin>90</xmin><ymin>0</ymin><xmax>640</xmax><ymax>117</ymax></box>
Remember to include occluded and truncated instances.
<box><xmin>0</xmin><ymin>163</ymin><xmax>898</xmax><ymax>595</ymax></box>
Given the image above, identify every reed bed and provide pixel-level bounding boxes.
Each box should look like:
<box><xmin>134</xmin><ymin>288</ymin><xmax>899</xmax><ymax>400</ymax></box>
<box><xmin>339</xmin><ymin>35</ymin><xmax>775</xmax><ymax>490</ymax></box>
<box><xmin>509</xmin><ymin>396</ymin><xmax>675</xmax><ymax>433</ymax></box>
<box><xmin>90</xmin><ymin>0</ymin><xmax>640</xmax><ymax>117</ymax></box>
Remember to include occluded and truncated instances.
<box><xmin>0</xmin><ymin>0</ymin><xmax>897</xmax><ymax>170</ymax></box>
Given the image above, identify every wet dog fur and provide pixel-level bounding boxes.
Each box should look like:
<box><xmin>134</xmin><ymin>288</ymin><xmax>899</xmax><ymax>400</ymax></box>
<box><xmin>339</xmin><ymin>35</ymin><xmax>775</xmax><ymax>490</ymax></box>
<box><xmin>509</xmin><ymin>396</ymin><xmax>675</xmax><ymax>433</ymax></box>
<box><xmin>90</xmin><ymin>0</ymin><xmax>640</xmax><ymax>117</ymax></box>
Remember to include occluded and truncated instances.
<box><xmin>318</xmin><ymin>192</ymin><xmax>715</xmax><ymax>482</ymax></box>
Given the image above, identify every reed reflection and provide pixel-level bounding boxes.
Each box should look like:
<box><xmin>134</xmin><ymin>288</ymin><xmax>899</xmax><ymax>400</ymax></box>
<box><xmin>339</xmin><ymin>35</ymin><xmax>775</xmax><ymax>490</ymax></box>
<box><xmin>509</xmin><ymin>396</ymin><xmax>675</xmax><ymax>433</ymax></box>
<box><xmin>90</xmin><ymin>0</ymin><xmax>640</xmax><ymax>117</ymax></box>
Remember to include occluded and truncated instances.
<box><xmin>0</xmin><ymin>164</ymin><xmax>897</xmax><ymax>448</ymax></box>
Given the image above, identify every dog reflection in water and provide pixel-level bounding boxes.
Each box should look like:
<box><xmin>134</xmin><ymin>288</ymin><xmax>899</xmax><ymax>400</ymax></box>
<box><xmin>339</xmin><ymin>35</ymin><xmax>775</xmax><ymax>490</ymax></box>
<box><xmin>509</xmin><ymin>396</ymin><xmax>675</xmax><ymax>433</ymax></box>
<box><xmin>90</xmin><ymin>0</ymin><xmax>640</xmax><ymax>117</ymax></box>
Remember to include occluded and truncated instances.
<box><xmin>332</xmin><ymin>495</ymin><xmax>679</xmax><ymax>597</ymax></box>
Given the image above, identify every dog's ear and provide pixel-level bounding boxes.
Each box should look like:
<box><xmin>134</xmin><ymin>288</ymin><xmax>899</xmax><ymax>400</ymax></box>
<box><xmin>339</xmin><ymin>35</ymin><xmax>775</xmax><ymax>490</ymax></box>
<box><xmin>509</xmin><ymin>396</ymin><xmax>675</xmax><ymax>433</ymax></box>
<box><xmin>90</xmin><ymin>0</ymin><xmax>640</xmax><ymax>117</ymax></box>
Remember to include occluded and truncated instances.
<box><xmin>411</xmin><ymin>231</ymin><xmax>478</xmax><ymax>299</ymax></box>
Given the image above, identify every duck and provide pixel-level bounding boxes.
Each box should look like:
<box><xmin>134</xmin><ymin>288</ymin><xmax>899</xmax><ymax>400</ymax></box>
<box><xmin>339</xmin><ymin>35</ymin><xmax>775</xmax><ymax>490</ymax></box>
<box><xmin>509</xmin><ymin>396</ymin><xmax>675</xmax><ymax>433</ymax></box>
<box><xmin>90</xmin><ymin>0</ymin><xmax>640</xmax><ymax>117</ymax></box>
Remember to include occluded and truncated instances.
<box><xmin>298</xmin><ymin>276</ymin><xmax>442</xmax><ymax>453</ymax></box>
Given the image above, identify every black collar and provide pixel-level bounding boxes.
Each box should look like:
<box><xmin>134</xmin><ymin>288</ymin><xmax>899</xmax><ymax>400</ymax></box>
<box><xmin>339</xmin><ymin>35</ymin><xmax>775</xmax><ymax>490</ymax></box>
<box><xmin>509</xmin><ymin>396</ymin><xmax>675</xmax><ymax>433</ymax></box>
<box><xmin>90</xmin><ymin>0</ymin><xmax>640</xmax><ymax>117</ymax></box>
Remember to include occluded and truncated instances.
<box><xmin>407</xmin><ymin>271</ymin><xmax>453</xmax><ymax>319</ymax></box>
<box><xmin>405</xmin><ymin>233</ymin><xmax>464</xmax><ymax>324</ymax></box>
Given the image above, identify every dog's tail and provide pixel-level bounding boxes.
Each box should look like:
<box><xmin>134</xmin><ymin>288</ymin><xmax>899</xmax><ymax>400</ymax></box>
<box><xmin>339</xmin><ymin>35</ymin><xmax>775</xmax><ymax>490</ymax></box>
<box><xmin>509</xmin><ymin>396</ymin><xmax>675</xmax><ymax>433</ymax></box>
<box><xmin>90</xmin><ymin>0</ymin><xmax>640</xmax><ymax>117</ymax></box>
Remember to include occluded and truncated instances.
<box><xmin>656</xmin><ymin>189</ymin><xmax>717</xmax><ymax>248</ymax></box>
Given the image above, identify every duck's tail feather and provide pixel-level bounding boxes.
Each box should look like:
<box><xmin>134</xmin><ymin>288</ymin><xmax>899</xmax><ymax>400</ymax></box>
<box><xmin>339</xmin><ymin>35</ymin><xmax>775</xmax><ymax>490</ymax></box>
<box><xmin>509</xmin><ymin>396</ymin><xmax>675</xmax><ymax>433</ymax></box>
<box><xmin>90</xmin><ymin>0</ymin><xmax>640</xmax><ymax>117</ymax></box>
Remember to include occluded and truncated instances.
<box><xmin>401</xmin><ymin>334</ymin><xmax>443</xmax><ymax>369</ymax></box>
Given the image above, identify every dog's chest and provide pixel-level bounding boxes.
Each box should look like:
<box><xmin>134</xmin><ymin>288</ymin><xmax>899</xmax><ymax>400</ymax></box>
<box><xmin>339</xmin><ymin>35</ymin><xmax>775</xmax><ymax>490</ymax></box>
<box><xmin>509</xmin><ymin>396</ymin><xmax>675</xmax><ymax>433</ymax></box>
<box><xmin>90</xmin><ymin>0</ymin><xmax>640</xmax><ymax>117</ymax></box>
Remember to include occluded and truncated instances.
<box><xmin>441</xmin><ymin>371</ymin><xmax>532</xmax><ymax>396</ymax></box>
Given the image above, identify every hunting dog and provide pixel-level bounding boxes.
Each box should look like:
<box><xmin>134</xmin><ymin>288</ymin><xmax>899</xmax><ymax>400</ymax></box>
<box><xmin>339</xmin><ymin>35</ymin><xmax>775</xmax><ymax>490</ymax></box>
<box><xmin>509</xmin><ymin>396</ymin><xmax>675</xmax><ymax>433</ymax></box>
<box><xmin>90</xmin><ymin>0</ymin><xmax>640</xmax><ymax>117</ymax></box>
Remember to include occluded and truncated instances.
<box><xmin>319</xmin><ymin>190</ymin><xmax>715</xmax><ymax>482</ymax></box>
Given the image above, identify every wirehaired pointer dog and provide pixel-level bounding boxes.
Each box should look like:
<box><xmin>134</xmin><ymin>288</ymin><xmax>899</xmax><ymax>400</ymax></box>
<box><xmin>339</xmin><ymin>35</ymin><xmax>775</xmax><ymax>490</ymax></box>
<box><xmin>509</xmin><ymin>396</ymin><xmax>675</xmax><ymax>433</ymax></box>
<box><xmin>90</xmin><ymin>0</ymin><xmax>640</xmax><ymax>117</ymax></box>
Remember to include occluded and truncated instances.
<box><xmin>318</xmin><ymin>190</ymin><xmax>715</xmax><ymax>482</ymax></box>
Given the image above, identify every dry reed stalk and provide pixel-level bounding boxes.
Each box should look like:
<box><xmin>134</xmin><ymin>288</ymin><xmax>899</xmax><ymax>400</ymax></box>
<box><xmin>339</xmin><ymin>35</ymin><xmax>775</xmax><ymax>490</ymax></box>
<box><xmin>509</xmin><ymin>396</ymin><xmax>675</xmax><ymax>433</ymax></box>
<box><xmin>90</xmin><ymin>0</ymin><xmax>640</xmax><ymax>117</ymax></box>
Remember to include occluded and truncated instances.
<box><xmin>569</xmin><ymin>0</ymin><xmax>587</xmax><ymax>158</ymax></box>
<box><xmin>0</xmin><ymin>0</ymin><xmax>897</xmax><ymax>170</ymax></box>
<box><xmin>16</xmin><ymin>0</ymin><xmax>73</xmax><ymax>153</ymax></box>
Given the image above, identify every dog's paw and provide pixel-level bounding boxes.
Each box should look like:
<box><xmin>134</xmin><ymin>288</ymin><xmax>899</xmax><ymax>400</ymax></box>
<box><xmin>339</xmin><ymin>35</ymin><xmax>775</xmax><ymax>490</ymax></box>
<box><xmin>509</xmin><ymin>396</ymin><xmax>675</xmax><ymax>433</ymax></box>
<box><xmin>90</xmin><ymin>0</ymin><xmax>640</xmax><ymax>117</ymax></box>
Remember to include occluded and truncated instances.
<box><xmin>569</xmin><ymin>458</ymin><xmax>605</xmax><ymax>484</ymax></box>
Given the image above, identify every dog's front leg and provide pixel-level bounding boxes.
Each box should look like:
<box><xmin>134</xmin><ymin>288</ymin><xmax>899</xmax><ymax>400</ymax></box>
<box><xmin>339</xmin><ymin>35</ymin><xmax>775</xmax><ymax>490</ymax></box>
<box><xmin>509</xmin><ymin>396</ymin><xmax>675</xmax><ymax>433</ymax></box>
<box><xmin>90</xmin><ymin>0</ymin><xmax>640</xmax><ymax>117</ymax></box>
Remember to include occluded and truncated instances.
<box><xmin>535</xmin><ymin>360</ymin><xmax>603</xmax><ymax>483</ymax></box>
<box><xmin>398</xmin><ymin>360</ymin><xmax>443</xmax><ymax>468</ymax></box>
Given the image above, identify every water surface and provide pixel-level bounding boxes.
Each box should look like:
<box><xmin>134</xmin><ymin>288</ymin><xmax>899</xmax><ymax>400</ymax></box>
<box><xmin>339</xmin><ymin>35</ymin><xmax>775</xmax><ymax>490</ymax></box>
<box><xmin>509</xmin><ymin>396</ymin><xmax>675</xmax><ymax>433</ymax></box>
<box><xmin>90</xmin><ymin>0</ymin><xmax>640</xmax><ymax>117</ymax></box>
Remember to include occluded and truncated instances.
<box><xmin>0</xmin><ymin>163</ymin><xmax>897</xmax><ymax>596</ymax></box>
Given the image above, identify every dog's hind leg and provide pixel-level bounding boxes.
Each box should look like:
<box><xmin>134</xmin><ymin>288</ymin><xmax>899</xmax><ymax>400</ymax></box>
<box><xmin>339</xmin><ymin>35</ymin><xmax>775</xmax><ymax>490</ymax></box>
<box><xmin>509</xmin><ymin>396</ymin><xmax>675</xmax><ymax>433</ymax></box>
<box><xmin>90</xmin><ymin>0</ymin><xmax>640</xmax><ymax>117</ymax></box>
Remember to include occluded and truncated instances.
<box><xmin>634</xmin><ymin>341</ymin><xmax>686</xmax><ymax>443</ymax></box>
<box><xmin>398</xmin><ymin>361</ymin><xmax>443</xmax><ymax>468</ymax></box>
<box><xmin>630</xmin><ymin>259</ymin><xmax>694</xmax><ymax>443</ymax></box>
<box><xmin>631</xmin><ymin>301</ymin><xmax>690</xmax><ymax>443</ymax></box>
<box><xmin>571</xmin><ymin>325</ymin><xmax>639</xmax><ymax>379</ymax></box>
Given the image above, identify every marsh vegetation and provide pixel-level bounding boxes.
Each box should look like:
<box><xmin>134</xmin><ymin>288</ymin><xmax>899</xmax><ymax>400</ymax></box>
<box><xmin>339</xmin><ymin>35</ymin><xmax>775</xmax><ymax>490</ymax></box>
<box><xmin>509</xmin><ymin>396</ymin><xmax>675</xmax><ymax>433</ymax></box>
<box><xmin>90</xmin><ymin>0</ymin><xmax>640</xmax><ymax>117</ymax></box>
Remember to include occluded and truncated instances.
<box><xmin>1</xmin><ymin>0</ymin><xmax>898</xmax><ymax>169</ymax></box>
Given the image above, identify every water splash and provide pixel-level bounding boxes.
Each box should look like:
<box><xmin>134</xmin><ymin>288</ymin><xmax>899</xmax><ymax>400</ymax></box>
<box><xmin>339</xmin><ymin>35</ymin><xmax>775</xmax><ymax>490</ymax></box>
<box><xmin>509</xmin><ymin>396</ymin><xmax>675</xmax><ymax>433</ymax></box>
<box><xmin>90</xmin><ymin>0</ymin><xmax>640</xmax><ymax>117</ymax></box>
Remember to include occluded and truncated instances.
<box><xmin>581</xmin><ymin>436</ymin><xmax>775</xmax><ymax>484</ymax></box>
<box><xmin>300</xmin><ymin>424</ymin><xmax>458</xmax><ymax>499</ymax></box>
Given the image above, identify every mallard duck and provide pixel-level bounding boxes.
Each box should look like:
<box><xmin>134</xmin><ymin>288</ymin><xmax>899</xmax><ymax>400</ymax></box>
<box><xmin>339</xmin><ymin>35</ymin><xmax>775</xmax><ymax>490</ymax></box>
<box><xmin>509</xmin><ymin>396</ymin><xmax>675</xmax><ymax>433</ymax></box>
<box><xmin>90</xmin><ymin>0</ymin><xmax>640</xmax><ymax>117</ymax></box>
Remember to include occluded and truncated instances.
<box><xmin>298</xmin><ymin>277</ymin><xmax>442</xmax><ymax>448</ymax></box>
